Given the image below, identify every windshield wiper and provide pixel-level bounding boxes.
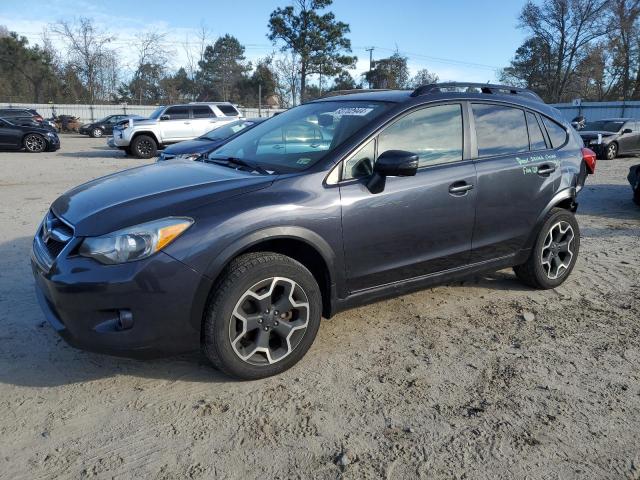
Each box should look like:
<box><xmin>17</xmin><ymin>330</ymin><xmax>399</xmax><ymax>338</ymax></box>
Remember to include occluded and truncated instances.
<box><xmin>204</xmin><ymin>156</ymin><xmax>271</xmax><ymax>175</ymax></box>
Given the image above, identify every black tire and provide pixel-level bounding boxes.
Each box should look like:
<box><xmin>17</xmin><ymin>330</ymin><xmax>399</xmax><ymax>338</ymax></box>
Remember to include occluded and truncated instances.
<box><xmin>514</xmin><ymin>208</ymin><xmax>580</xmax><ymax>289</ymax></box>
<box><xmin>23</xmin><ymin>133</ymin><xmax>46</xmax><ymax>153</ymax></box>
<box><xmin>90</xmin><ymin>127</ymin><xmax>103</xmax><ymax>138</ymax></box>
<box><xmin>605</xmin><ymin>142</ymin><xmax>618</xmax><ymax>160</ymax></box>
<box><xmin>202</xmin><ymin>252</ymin><xmax>322</xmax><ymax>380</ymax></box>
<box><xmin>633</xmin><ymin>173</ymin><xmax>640</xmax><ymax>206</ymax></box>
<box><xmin>130</xmin><ymin>134</ymin><xmax>157</xmax><ymax>159</ymax></box>
<box><xmin>123</xmin><ymin>147</ymin><xmax>133</xmax><ymax>156</ymax></box>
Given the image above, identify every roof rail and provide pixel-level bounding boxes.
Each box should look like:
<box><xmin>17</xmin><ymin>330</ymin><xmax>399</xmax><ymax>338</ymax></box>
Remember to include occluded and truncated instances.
<box><xmin>411</xmin><ymin>82</ymin><xmax>543</xmax><ymax>102</ymax></box>
<box><xmin>318</xmin><ymin>88</ymin><xmax>395</xmax><ymax>99</ymax></box>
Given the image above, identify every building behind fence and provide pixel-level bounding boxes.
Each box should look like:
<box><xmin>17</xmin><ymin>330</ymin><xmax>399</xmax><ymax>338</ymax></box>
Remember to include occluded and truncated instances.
<box><xmin>0</xmin><ymin>102</ymin><xmax>285</xmax><ymax>123</ymax></box>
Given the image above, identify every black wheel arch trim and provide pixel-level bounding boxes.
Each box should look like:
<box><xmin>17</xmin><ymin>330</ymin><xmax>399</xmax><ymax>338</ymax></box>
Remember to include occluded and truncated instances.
<box><xmin>131</xmin><ymin>131</ymin><xmax>160</xmax><ymax>146</ymax></box>
<box><xmin>197</xmin><ymin>226</ymin><xmax>342</xmax><ymax>318</ymax></box>
<box><xmin>524</xmin><ymin>187</ymin><xmax>577</xmax><ymax>250</ymax></box>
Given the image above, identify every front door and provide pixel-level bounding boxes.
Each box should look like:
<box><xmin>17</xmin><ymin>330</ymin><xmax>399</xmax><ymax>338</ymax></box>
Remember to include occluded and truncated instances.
<box><xmin>339</xmin><ymin>103</ymin><xmax>477</xmax><ymax>292</ymax></box>
<box><xmin>159</xmin><ymin>106</ymin><xmax>194</xmax><ymax>142</ymax></box>
<box><xmin>470</xmin><ymin>103</ymin><xmax>562</xmax><ymax>262</ymax></box>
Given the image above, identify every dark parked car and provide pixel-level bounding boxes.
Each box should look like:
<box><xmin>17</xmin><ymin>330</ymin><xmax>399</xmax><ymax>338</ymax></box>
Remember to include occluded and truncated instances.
<box><xmin>579</xmin><ymin>118</ymin><xmax>640</xmax><ymax>160</ymax></box>
<box><xmin>158</xmin><ymin>118</ymin><xmax>266</xmax><ymax>161</ymax></box>
<box><xmin>629</xmin><ymin>164</ymin><xmax>640</xmax><ymax>205</ymax></box>
<box><xmin>0</xmin><ymin>118</ymin><xmax>60</xmax><ymax>152</ymax></box>
<box><xmin>79</xmin><ymin>114</ymin><xmax>145</xmax><ymax>138</ymax></box>
<box><xmin>31</xmin><ymin>82</ymin><xmax>595</xmax><ymax>379</ymax></box>
<box><xmin>0</xmin><ymin>107</ymin><xmax>56</xmax><ymax>130</ymax></box>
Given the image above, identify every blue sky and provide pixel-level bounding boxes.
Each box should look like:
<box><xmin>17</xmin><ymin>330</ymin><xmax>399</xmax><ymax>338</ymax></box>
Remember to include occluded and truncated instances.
<box><xmin>0</xmin><ymin>0</ymin><xmax>529</xmax><ymax>83</ymax></box>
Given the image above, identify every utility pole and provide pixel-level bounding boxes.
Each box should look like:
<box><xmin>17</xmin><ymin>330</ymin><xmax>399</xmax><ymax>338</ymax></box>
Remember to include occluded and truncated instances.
<box><xmin>366</xmin><ymin>47</ymin><xmax>375</xmax><ymax>88</ymax></box>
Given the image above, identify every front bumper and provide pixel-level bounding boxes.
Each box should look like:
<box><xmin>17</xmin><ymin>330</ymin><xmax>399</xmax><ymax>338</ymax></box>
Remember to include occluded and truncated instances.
<box><xmin>111</xmin><ymin>128</ymin><xmax>132</xmax><ymax>147</ymax></box>
<box><xmin>46</xmin><ymin>135</ymin><xmax>61</xmax><ymax>151</ymax></box>
<box><xmin>31</xmin><ymin>235</ymin><xmax>211</xmax><ymax>358</ymax></box>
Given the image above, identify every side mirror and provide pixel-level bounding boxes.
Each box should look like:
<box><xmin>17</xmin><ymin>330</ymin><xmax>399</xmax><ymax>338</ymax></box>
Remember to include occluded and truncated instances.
<box><xmin>367</xmin><ymin>150</ymin><xmax>419</xmax><ymax>193</ymax></box>
<box><xmin>623</xmin><ymin>128</ymin><xmax>633</xmax><ymax>134</ymax></box>
<box><xmin>160</xmin><ymin>114</ymin><xmax>170</xmax><ymax>121</ymax></box>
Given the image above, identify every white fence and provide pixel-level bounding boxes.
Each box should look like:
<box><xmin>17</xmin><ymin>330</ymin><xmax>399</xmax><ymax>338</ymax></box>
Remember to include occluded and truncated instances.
<box><xmin>0</xmin><ymin>103</ymin><xmax>285</xmax><ymax>123</ymax></box>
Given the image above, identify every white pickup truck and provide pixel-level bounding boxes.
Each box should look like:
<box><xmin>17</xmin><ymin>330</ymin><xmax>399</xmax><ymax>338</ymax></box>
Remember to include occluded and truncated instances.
<box><xmin>109</xmin><ymin>102</ymin><xmax>242</xmax><ymax>158</ymax></box>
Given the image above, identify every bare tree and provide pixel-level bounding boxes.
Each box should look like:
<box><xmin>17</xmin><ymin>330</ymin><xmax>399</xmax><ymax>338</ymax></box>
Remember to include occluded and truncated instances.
<box><xmin>183</xmin><ymin>23</ymin><xmax>211</xmax><ymax>83</ymax></box>
<box><xmin>274</xmin><ymin>52</ymin><xmax>301</xmax><ymax>107</ymax></box>
<box><xmin>51</xmin><ymin>17</ymin><xmax>118</xmax><ymax>102</ymax></box>
<box><xmin>518</xmin><ymin>0</ymin><xmax>610</xmax><ymax>102</ymax></box>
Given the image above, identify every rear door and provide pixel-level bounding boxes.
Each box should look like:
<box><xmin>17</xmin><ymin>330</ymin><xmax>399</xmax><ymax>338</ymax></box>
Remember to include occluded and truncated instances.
<box><xmin>191</xmin><ymin>105</ymin><xmax>216</xmax><ymax>137</ymax></box>
<box><xmin>470</xmin><ymin>103</ymin><xmax>562</xmax><ymax>262</ymax></box>
<box><xmin>340</xmin><ymin>102</ymin><xmax>477</xmax><ymax>291</ymax></box>
<box><xmin>158</xmin><ymin>106</ymin><xmax>193</xmax><ymax>141</ymax></box>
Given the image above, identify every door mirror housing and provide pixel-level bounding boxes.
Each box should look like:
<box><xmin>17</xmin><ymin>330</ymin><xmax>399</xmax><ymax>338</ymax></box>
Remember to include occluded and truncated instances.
<box><xmin>622</xmin><ymin>128</ymin><xmax>633</xmax><ymax>134</ymax></box>
<box><xmin>367</xmin><ymin>150</ymin><xmax>419</xmax><ymax>194</ymax></box>
<box><xmin>160</xmin><ymin>114</ymin><xmax>170</xmax><ymax>121</ymax></box>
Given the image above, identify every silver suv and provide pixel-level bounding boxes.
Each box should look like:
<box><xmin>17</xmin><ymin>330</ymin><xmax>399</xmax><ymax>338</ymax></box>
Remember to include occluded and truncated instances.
<box><xmin>110</xmin><ymin>102</ymin><xmax>242</xmax><ymax>158</ymax></box>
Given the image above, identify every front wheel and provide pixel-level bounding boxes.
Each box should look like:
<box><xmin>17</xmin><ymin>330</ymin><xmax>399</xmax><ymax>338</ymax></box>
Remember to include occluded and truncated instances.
<box><xmin>514</xmin><ymin>208</ymin><xmax>580</xmax><ymax>289</ymax></box>
<box><xmin>24</xmin><ymin>133</ymin><xmax>46</xmax><ymax>153</ymax></box>
<box><xmin>130</xmin><ymin>134</ymin><xmax>157</xmax><ymax>159</ymax></box>
<box><xmin>202</xmin><ymin>252</ymin><xmax>322</xmax><ymax>380</ymax></box>
<box><xmin>90</xmin><ymin>127</ymin><xmax>103</xmax><ymax>138</ymax></box>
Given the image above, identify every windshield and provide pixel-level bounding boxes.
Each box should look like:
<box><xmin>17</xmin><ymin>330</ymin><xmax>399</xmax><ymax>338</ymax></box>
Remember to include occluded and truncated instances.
<box><xmin>583</xmin><ymin>120</ymin><xmax>626</xmax><ymax>132</ymax></box>
<box><xmin>209</xmin><ymin>100</ymin><xmax>393</xmax><ymax>173</ymax></box>
<box><xmin>202</xmin><ymin>120</ymin><xmax>257</xmax><ymax>141</ymax></box>
<box><xmin>148</xmin><ymin>106</ymin><xmax>166</xmax><ymax>120</ymax></box>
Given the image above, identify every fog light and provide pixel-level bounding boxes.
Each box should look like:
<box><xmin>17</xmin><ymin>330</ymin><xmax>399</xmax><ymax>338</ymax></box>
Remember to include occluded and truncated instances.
<box><xmin>117</xmin><ymin>310</ymin><xmax>134</xmax><ymax>331</ymax></box>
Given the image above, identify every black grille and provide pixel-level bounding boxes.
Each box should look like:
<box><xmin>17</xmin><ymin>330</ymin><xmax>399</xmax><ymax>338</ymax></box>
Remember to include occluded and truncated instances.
<box><xmin>39</xmin><ymin>210</ymin><xmax>74</xmax><ymax>263</ymax></box>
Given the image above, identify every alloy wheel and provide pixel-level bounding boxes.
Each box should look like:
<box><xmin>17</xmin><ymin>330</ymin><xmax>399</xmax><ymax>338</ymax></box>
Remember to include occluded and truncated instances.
<box><xmin>92</xmin><ymin>128</ymin><xmax>103</xmax><ymax>138</ymax></box>
<box><xmin>136</xmin><ymin>139</ymin><xmax>153</xmax><ymax>156</ymax></box>
<box><xmin>228</xmin><ymin>277</ymin><xmax>310</xmax><ymax>366</ymax></box>
<box><xmin>606</xmin><ymin>143</ymin><xmax>617</xmax><ymax>159</ymax></box>
<box><xmin>540</xmin><ymin>221</ymin><xmax>575</xmax><ymax>280</ymax></box>
<box><xmin>25</xmin><ymin>134</ymin><xmax>45</xmax><ymax>152</ymax></box>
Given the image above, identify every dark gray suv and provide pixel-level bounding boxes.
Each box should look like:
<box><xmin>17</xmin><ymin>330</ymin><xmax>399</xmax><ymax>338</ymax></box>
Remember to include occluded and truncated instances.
<box><xmin>31</xmin><ymin>83</ymin><xmax>596</xmax><ymax>379</ymax></box>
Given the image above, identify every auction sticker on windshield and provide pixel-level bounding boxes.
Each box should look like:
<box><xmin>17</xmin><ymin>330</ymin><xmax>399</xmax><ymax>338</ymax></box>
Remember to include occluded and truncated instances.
<box><xmin>332</xmin><ymin>107</ymin><xmax>374</xmax><ymax>116</ymax></box>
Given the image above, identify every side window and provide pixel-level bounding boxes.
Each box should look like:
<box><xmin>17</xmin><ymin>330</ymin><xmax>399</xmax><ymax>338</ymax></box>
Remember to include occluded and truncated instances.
<box><xmin>164</xmin><ymin>106</ymin><xmax>190</xmax><ymax>120</ymax></box>
<box><xmin>542</xmin><ymin>117</ymin><xmax>568</xmax><ymax>148</ymax></box>
<box><xmin>472</xmin><ymin>104</ymin><xmax>529</xmax><ymax>157</ymax></box>
<box><xmin>192</xmin><ymin>106</ymin><xmax>214</xmax><ymax>118</ymax></box>
<box><xmin>218</xmin><ymin>104</ymin><xmax>239</xmax><ymax>116</ymax></box>
<box><xmin>343</xmin><ymin>139</ymin><xmax>375</xmax><ymax>180</ymax></box>
<box><xmin>378</xmin><ymin>104</ymin><xmax>463</xmax><ymax>167</ymax></box>
<box><xmin>526</xmin><ymin>112</ymin><xmax>547</xmax><ymax>151</ymax></box>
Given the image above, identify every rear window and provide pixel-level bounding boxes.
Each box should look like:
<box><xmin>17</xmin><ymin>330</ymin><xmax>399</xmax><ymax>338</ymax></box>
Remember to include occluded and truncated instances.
<box><xmin>218</xmin><ymin>104</ymin><xmax>239</xmax><ymax>116</ymax></box>
<box><xmin>526</xmin><ymin>112</ymin><xmax>548</xmax><ymax>151</ymax></box>
<box><xmin>192</xmin><ymin>106</ymin><xmax>214</xmax><ymax>118</ymax></box>
<box><xmin>542</xmin><ymin>117</ymin><xmax>568</xmax><ymax>148</ymax></box>
<box><xmin>472</xmin><ymin>104</ymin><xmax>529</xmax><ymax>157</ymax></box>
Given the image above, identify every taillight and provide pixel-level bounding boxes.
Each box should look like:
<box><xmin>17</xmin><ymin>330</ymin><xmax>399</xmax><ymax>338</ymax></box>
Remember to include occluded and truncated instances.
<box><xmin>581</xmin><ymin>147</ymin><xmax>596</xmax><ymax>174</ymax></box>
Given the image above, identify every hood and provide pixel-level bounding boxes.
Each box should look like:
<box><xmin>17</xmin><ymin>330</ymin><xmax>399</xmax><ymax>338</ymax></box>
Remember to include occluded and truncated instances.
<box><xmin>52</xmin><ymin>160</ymin><xmax>275</xmax><ymax>236</ymax></box>
<box><xmin>128</xmin><ymin>118</ymin><xmax>157</xmax><ymax>127</ymax></box>
<box><xmin>163</xmin><ymin>138</ymin><xmax>225</xmax><ymax>156</ymax></box>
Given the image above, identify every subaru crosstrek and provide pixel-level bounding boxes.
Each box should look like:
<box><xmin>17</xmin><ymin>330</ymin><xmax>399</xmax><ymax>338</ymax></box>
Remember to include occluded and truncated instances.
<box><xmin>31</xmin><ymin>83</ymin><xmax>596</xmax><ymax>379</ymax></box>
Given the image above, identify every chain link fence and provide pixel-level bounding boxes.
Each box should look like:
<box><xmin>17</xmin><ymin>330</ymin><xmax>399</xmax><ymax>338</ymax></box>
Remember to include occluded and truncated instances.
<box><xmin>0</xmin><ymin>102</ymin><xmax>285</xmax><ymax>123</ymax></box>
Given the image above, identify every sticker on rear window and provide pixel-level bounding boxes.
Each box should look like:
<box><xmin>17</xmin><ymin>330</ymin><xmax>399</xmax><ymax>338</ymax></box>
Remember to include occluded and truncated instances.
<box><xmin>332</xmin><ymin>107</ymin><xmax>374</xmax><ymax>116</ymax></box>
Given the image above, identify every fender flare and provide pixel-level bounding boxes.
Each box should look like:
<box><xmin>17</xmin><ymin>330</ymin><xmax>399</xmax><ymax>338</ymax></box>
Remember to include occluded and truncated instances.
<box><xmin>523</xmin><ymin>187</ymin><xmax>577</xmax><ymax>250</ymax></box>
<box><xmin>202</xmin><ymin>225</ymin><xmax>340</xmax><ymax>290</ymax></box>
<box><xmin>130</xmin><ymin>130</ymin><xmax>161</xmax><ymax>146</ymax></box>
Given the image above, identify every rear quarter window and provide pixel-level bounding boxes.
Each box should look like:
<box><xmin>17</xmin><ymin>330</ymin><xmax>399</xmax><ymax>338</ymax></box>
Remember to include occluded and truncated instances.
<box><xmin>218</xmin><ymin>105</ymin><xmax>239</xmax><ymax>116</ymax></box>
<box><xmin>542</xmin><ymin>117</ymin><xmax>568</xmax><ymax>148</ymax></box>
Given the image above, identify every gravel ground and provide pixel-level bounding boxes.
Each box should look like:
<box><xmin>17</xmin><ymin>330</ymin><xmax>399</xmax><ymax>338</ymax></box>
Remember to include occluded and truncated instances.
<box><xmin>0</xmin><ymin>135</ymin><xmax>639</xmax><ymax>480</ymax></box>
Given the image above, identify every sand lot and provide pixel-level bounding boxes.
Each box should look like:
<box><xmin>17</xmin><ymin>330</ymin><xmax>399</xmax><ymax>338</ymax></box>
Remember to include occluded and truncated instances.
<box><xmin>0</xmin><ymin>135</ymin><xmax>639</xmax><ymax>479</ymax></box>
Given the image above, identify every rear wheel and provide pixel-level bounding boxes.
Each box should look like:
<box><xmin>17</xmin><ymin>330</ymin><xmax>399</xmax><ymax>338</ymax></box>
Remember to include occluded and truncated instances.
<box><xmin>514</xmin><ymin>208</ymin><xmax>580</xmax><ymax>289</ymax></box>
<box><xmin>202</xmin><ymin>252</ymin><xmax>322</xmax><ymax>380</ymax></box>
<box><xmin>24</xmin><ymin>133</ymin><xmax>46</xmax><ymax>153</ymax></box>
<box><xmin>130</xmin><ymin>134</ymin><xmax>157</xmax><ymax>159</ymax></box>
<box><xmin>90</xmin><ymin>127</ymin><xmax>103</xmax><ymax>138</ymax></box>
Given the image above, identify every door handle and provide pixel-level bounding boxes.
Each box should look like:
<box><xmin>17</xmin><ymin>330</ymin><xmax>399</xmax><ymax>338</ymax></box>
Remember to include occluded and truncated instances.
<box><xmin>537</xmin><ymin>164</ymin><xmax>556</xmax><ymax>176</ymax></box>
<box><xmin>449</xmin><ymin>182</ymin><xmax>474</xmax><ymax>195</ymax></box>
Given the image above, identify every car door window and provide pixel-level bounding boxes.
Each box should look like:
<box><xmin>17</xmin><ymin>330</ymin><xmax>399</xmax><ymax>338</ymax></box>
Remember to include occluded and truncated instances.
<box><xmin>377</xmin><ymin>104</ymin><xmax>463</xmax><ymax>167</ymax></box>
<box><xmin>472</xmin><ymin>104</ymin><xmax>529</xmax><ymax>157</ymax></box>
<box><xmin>164</xmin><ymin>106</ymin><xmax>190</xmax><ymax>120</ymax></box>
<box><xmin>526</xmin><ymin>111</ymin><xmax>547</xmax><ymax>151</ymax></box>
<box><xmin>193</xmin><ymin>106</ymin><xmax>213</xmax><ymax>118</ymax></box>
<box><xmin>541</xmin><ymin>116</ymin><xmax>568</xmax><ymax>149</ymax></box>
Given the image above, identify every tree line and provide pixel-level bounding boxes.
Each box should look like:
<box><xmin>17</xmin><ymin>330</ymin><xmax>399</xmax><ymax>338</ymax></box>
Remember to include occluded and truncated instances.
<box><xmin>502</xmin><ymin>0</ymin><xmax>640</xmax><ymax>103</ymax></box>
<box><xmin>0</xmin><ymin>0</ymin><xmax>438</xmax><ymax>108</ymax></box>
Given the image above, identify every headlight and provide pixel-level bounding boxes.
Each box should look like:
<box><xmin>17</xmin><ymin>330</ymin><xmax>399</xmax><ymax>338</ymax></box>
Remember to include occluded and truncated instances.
<box><xmin>79</xmin><ymin>217</ymin><xmax>193</xmax><ymax>264</ymax></box>
<box><xmin>175</xmin><ymin>153</ymin><xmax>202</xmax><ymax>161</ymax></box>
